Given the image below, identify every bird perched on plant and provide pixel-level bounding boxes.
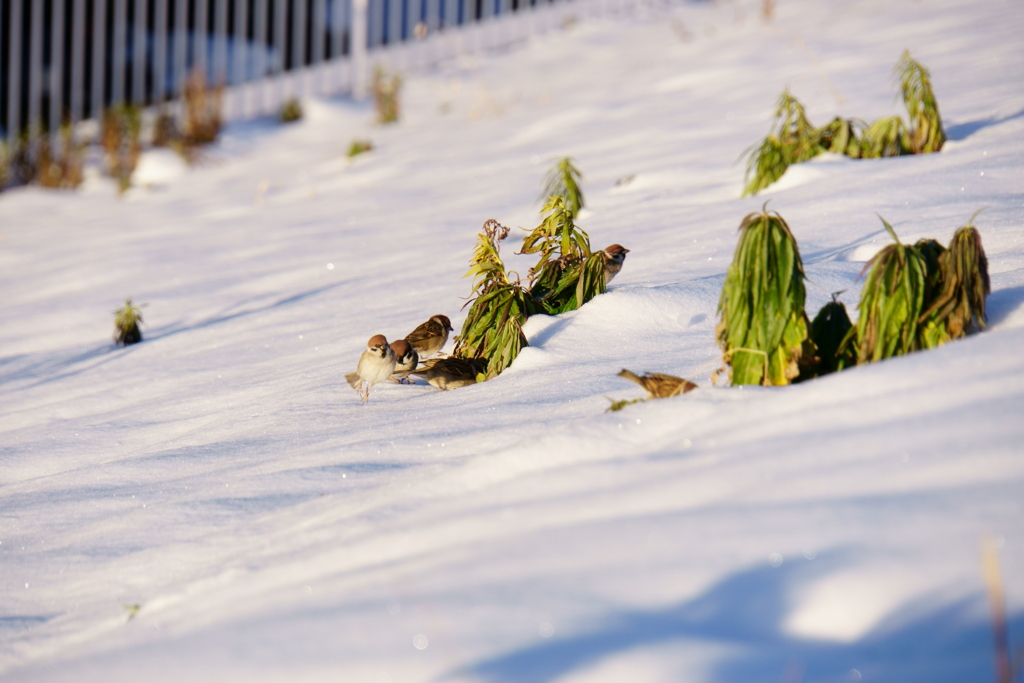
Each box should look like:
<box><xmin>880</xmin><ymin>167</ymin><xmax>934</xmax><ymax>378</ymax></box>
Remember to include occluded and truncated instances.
<box><xmin>617</xmin><ymin>369</ymin><xmax>697</xmax><ymax>399</ymax></box>
<box><xmin>345</xmin><ymin>335</ymin><xmax>397</xmax><ymax>403</ymax></box>
<box><xmin>600</xmin><ymin>245</ymin><xmax>630</xmax><ymax>285</ymax></box>
<box><xmin>404</xmin><ymin>314</ymin><xmax>453</xmax><ymax>358</ymax></box>
<box><xmin>389</xmin><ymin>339</ymin><xmax>419</xmax><ymax>383</ymax></box>
<box><xmin>409</xmin><ymin>357</ymin><xmax>483</xmax><ymax>390</ymax></box>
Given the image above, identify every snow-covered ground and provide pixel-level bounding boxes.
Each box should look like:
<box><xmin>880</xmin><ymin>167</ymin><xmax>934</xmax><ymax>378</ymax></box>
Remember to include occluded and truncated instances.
<box><xmin>2</xmin><ymin>0</ymin><xmax>1023</xmax><ymax>681</ymax></box>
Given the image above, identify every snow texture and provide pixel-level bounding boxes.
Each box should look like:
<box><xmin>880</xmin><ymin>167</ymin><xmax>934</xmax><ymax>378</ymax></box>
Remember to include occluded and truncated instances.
<box><xmin>1</xmin><ymin>0</ymin><xmax>1023</xmax><ymax>681</ymax></box>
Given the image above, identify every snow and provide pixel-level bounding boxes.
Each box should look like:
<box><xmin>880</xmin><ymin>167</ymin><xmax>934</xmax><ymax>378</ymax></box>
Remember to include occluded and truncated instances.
<box><xmin>2</xmin><ymin>0</ymin><xmax>1023</xmax><ymax>681</ymax></box>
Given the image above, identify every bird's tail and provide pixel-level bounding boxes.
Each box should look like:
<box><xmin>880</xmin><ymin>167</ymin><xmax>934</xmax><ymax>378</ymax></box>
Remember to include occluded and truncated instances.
<box><xmin>345</xmin><ymin>372</ymin><xmax>362</xmax><ymax>389</ymax></box>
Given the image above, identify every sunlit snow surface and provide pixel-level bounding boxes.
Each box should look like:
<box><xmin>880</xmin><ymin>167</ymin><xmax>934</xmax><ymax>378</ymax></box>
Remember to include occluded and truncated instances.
<box><xmin>2</xmin><ymin>0</ymin><xmax>1024</xmax><ymax>681</ymax></box>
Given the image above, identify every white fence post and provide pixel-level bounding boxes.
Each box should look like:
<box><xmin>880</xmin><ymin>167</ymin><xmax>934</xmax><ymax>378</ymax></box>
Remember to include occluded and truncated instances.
<box><xmin>352</xmin><ymin>0</ymin><xmax>368</xmax><ymax>99</ymax></box>
<box><xmin>7</xmin><ymin>0</ymin><xmax>23</xmax><ymax>145</ymax></box>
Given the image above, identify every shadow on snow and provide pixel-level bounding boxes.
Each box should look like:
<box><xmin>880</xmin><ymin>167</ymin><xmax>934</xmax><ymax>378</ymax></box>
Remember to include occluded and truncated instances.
<box><xmin>445</xmin><ymin>552</ymin><xmax>1021</xmax><ymax>683</ymax></box>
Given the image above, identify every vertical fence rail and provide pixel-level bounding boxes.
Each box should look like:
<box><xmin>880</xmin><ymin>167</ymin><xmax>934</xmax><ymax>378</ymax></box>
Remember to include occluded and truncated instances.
<box><xmin>3</xmin><ymin>0</ymin><xmax>592</xmax><ymax>182</ymax></box>
<box><xmin>7</xmin><ymin>0</ymin><xmax>24</xmax><ymax>146</ymax></box>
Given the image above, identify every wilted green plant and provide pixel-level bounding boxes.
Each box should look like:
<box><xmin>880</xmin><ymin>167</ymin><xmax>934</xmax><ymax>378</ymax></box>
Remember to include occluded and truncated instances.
<box><xmin>0</xmin><ymin>141</ymin><xmax>8</xmax><ymax>190</ymax></box>
<box><xmin>36</xmin><ymin>124</ymin><xmax>85</xmax><ymax>189</ymax></box>
<box><xmin>742</xmin><ymin>53</ymin><xmax>945</xmax><ymax>193</ymax></box>
<box><xmin>280</xmin><ymin>98</ymin><xmax>303</xmax><ymax>123</ymax></box>
<box><xmin>715</xmin><ymin>206</ymin><xmax>812</xmax><ymax>386</ymax></box>
<box><xmin>860</xmin><ymin>115</ymin><xmax>908</xmax><ymax>159</ymax></box>
<box><xmin>347</xmin><ymin>139</ymin><xmax>374</xmax><ymax>158</ymax></box>
<box><xmin>919</xmin><ymin>212</ymin><xmax>990</xmax><ymax>345</ymax></box>
<box><xmin>178</xmin><ymin>69</ymin><xmax>223</xmax><ymax>158</ymax></box>
<box><xmin>103</xmin><ymin>104</ymin><xmax>143</xmax><ymax>192</ymax></box>
<box><xmin>895</xmin><ymin>50</ymin><xmax>945</xmax><ymax>154</ymax></box>
<box><xmin>540</xmin><ymin>157</ymin><xmax>585</xmax><ymax>218</ymax></box>
<box><xmin>817</xmin><ymin>117</ymin><xmax>865</xmax><ymax>158</ymax></box>
<box><xmin>522</xmin><ymin>196</ymin><xmax>606</xmax><ymax>314</ymax></box>
<box><xmin>151</xmin><ymin>109</ymin><xmax>179</xmax><ymax>147</ymax></box>
<box><xmin>844</xmin><ymin>217</ymin><xmax>929</xmax><ymax>363</ymax></box>
<box><xmin>113</xmin><ymin>299</ymin><xmax>145</xmax><ymax>346</ymax></box>
<box><xmin>742</xmin><ymin>90</ymin><xmax>823</xmax><ymax>196</ymax></box>
<box><xmin>453</xmin><ymin>220</ymin><xmax>531</xmax><ymax>380</ymax></box>
<box><xmin>809</xmin><ymin>292</ymin><xmax>856</xmax><ymax>375</ymax></box>
<box><xmin>372</xmin><ymin>65</ymin><xmax>402</xmax><ymax>124</ymax></box>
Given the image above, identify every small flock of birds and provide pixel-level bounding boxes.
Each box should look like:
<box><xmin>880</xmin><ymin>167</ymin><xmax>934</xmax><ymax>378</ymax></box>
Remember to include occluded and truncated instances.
<box><xmin>344</xmin><ymin>243</ymin><xmax>697</xmax><ymax>405</ymax></box>
<box><xmin>345</xmin><ymin>313</ymin><xmax>479</xmax><ymax>403</ymax></box>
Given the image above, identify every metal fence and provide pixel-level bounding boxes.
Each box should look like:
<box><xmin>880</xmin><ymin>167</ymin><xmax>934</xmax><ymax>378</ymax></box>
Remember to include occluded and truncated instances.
<box><xmin>0</xmin><ymin>0</ymin><xmax>584</xmax><ymax>147</ymax></box>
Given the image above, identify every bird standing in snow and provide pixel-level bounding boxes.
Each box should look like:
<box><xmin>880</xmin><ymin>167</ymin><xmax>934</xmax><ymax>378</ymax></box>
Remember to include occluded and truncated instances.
<box><xmin>345</xmin><ymin>335</ymin><xmax>397</xmax><ymax>403</ymax></box>
<box><xmin>617</xmin><ymin>369</ymin><xmax>697</xmax><ymax>399</ymax></box>
<box><xmin>389</xmin><ymin>339</ymin><xmax>419</xmax><ymax>383</ymax></box>
<box><xmin>404</xmin><ymin>314</ymin><xmax>453</xmax><ymax>358</ymax></box>
<box><xmin>409</xmin><ymin>357</ymin><xmax>482</xmax><ymax>390</ymax></box>
<box><xmin>600</xmin><ymin>244</ymin><xmax>630</xmax><ymax>285</ymax></box>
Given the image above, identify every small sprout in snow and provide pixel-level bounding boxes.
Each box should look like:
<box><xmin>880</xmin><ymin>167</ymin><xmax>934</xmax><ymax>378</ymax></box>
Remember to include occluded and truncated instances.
<box><xmin>124</xmin><ymin>604</ymin><xmax>141</xmax><ymax>622</ymax></box>
<box><xmin>606</xmin><ymin>397</ymin><xmax>644</xmax><ymax>412</ymax></box>
<box><xmin>113</xmin><ymin>299</ymin><xmax>145</xmax><ymax>346</ymax></box>
<box><xmin>347</xmin><ymin>139</ymin><xmax>374</xmax><ymax>158</ymax></box>
<box><xmin>280</xmin><ymin>98</ymin><xmax>303</xmax><ymax>123</ymax></box>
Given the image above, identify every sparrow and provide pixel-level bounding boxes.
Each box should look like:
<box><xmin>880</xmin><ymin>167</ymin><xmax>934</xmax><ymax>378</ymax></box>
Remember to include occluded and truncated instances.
<box><xmin>617</xmin><ymin>369</ymin><xmax>697</xmax><ymax>399</ymax></box>
<box><xmin>404</xmin><ymin>314</ymin><xmax>453</xmax><ymax>358</ymax></box>
<box><xmin>409</xmin><ymin>357</ymin><xmax>483</xmax><ymax>390</ymax></box>
<box><xmin>345</xmin><ymin>335</ymin><xmax>397</xmax><ymax>403</ymax></box>
<box><xmin>389</xmin><ymin>339</ymin><xmax>419</xmax><ymax>383</ymax></box>
<box><xmin>601</xmin><ymin>244</ymin><xmax>630</xmax><ymax>285</ymax></box>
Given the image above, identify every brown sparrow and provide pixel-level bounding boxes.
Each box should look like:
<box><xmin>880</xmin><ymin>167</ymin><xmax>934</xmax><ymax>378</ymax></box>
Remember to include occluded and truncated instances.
<box><xmin>345</xmin><ymin>335</ymin><xmax>397</xmax><ymax>403</ymax></box>
<box><xmin>404</xmin><ymin>314</ymin><xmax>453</xmax><ymax>358</ymax></box>
<box><xmin>601</xmin><ymin>244</ymin><xmax>630</xmax><ymax>285</ymax></box>
<box><xmin>409</xmin><ymin>357</ymin><xmax>482</xmax><ymax>390</ymax></box>
<box><xmin>618</xmin><ymin>368</ymin><xmax>697</xmax><ymax>399</ymax></box>
<box><xmin>389</xmin><ymin>339</ymin><xmax>419</xmax><ymax>383</ymax></box>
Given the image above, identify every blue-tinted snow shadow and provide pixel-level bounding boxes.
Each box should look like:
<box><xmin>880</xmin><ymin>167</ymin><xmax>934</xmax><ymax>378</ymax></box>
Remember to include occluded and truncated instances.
<box><xmin>147</xmin><ymin>280</ymin><xmax>352</xmax><ymax>342</ymax></box>
<box><xmin>986</xmin><ymin>285</ymin><xmax>1024</xmax><ymax>327</ymax></box>
<box><xmin>0</xmin><ymin>281</ymin><xmax>352</xmax><ymax>390</ymax></box>
<box><xmin>945</xmin><ymin>108</ymin><xmax>1024</xmax><ymax>141</ymax></box>
<box><xmin>445</xmin><ymin>553</ymin><xmax>1021</xmax><ymax>683</ymax></box>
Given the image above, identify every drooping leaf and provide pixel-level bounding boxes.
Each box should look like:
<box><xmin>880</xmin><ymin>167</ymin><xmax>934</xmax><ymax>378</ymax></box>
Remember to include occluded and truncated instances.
<box><xmin>716</xmin><ymin>206</ymin><xmax>812</xmax><ymax>385</ymax></box>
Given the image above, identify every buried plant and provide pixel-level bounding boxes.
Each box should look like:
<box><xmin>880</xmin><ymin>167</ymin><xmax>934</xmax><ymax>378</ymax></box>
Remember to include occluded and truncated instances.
<box><xmin>372</xmin><ymin>66</ymin><xmax>402</xmax><ymax>124</ymax></box>
<box><xmin>35</xmin><ymin>124</ymin><xmax>86</xmax><ymax>189</ymax></box>
<box><xmin>841</xmin><ymin>214</ymin><xmax>990</xmax><ymax>363</ymax></box>
<box><xmin>347</xmin><ymin>139</ymin><xmax>374</xmax><ymax>158</ymax></box>
<box><xmin>103</xmin><ymin>104</ymin><xmax>143</xmax><ymax>192</ymax></box>
<box><xmin>715</xmin><ymin>206</ymin><xmax>813</xmax><ymax>386</ymax></box>
<box><xmin>809</xmin><ymin>292</ymin><xmax>856</xmax><ymax>375</ymax></box>
<box><xmin>742</xmin><ymin>91</ymin><xmax>823</xmax><ymax>196</ymax></box>
<box><xmin>280</xmin><ymin>98</ymin><xmax>303</xmax><ymax>123</ymax></box>
<box><xmin>742</xmin><ymin>52</ymin><xmax>945</xmax><ymax>194</ymax></box>
<box><xmin>522</xmin><ymin>196</ymin><xmax>606</xmax><ymax>314</ymax></box>
<box><xmin>113</xmin><ymin>299</ymin><xmax>145</xmax><ymax>346</ymax></box>
<box><xmin>452</xmin><ymin>220</ymin><xmax>531</xmax><ymax>380</ymax></box>
<box><xmin>918</xmin><ymin>211</ymin><xmax>990</xmax><ymax>346</ymax></box>
<box><xmin>895</xmin><ymin>50</ymin><xmax>946</xmax><ymax>154</ymax></box>
<box><xmin>842</xmin><ymin>217</ymin><xmax>930</xmax><ymax>363</ymax></box>
<box><xmin>177</xmin><ymin>70</ymin><xmax>223</xmax><ymax>159</ymax></box>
